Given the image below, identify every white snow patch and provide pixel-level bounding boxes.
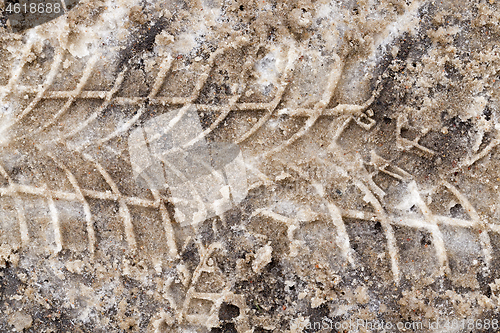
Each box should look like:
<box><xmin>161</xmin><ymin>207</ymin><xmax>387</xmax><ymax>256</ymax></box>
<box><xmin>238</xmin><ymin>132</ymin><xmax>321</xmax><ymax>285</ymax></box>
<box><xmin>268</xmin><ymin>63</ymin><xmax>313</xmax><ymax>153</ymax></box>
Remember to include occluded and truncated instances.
<box><xmin>252</xmin><ymin>244</ymin><xmax>273</xmax><ymax>274</ymax></box>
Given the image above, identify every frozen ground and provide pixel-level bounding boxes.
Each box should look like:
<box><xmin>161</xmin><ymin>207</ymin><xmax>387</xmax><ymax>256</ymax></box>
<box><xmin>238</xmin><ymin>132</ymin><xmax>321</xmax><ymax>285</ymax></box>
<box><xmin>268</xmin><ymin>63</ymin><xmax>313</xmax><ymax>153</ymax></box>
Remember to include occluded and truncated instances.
<box><xmin>1</xmin><ymin>0</ymin><xmax>500</xmax><ymax>331</ymax></box>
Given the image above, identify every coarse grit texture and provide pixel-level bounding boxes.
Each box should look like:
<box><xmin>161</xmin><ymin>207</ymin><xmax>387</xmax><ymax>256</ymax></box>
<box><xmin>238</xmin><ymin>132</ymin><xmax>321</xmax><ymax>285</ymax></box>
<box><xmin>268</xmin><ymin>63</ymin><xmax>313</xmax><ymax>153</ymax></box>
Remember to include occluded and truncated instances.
<box><xmin>1</xmin><ymin>0</ymin><xmax>500</xmax><ymax>332</ymax></box>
